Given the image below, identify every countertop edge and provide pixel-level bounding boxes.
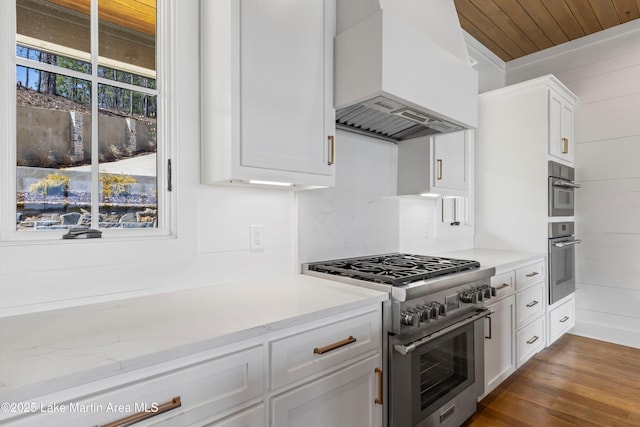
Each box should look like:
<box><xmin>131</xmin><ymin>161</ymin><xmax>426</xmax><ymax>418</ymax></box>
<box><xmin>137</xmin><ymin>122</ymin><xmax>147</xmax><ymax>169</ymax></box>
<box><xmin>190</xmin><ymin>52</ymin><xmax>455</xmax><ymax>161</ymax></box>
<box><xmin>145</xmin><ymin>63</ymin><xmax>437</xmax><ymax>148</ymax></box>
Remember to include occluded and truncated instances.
<box><xmin>0</xmin><ymin>275</ymin><xmax>388</xmax><ymax>405</ymax></box>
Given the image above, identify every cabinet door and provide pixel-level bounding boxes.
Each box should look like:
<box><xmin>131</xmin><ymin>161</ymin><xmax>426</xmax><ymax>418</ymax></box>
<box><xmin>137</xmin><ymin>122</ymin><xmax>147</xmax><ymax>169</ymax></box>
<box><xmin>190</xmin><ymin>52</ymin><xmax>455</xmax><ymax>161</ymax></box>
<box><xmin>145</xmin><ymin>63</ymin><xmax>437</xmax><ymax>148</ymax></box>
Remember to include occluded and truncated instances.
<box><xmin>240</xmin><ymin>0</ymin><xmax>333</xmax><ymax>176</ymax></box>
<box><xmin>548</xmin><ymin>90</ymin><xmax>574</xmax><ymax>163</ymax></box>
<box><xmin>271</xmin><ymin>355</ymin><xmax>382</xmax><ymax>427</ymax></box>
<box><xmin>484</xmin><ymin>295</ymin><xmax>516</xmax><ymax>396</ymax></box>
<box><xmin>433</xmin><ymin>130</ymin><xmax>468</xmax><ymax>192</ymax></box>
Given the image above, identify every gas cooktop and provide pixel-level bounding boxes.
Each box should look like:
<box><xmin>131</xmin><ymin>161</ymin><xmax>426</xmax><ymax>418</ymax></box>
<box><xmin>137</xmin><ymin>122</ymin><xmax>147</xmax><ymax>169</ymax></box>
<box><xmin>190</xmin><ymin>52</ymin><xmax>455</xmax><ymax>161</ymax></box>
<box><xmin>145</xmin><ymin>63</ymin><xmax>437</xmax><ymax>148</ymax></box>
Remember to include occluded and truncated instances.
<box><xmin>304</xmin><ymin>253</ymin><xmax>481</xmax><ymax>287</ymax></box>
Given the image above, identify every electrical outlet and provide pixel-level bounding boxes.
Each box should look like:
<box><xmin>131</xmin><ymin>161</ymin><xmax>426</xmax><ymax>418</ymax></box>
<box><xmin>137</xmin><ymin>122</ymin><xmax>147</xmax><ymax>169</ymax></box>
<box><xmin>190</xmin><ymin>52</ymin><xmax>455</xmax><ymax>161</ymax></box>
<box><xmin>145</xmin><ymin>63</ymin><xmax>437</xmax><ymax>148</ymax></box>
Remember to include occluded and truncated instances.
<box><xmin>250</xmin><ymin>225</ymin><xmax>264</xmax><ymax>250</ymax></box>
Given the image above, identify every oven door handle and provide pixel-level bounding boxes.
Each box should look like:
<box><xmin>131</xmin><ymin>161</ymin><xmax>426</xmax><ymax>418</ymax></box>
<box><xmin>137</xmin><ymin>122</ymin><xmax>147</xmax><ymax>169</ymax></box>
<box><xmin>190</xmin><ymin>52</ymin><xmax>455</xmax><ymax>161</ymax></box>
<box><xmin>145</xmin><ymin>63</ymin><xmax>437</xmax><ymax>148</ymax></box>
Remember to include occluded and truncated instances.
<box><xmin>552</xmin><ymin>179</ymin><xmax>581</xmax><ymax>189</ymax></box>
<box><xmin>553</xmin><ymin>239</ymin><xmax>582</xmax><ymax>248</ymax></box>
<box><xmin>393</xmin><ymin>309</ymin><xmax>491</xmax><ymax>355</ymax></box>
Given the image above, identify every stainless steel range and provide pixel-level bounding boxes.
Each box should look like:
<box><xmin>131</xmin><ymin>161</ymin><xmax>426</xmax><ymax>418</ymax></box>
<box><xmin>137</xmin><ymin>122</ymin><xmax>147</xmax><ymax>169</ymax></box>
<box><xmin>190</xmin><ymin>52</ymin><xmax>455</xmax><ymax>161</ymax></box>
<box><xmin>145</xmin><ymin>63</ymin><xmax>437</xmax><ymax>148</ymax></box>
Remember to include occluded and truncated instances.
<box><xmin>303</xmin><ymin>253</ymin><xmax>496</xmax><ymax>427</ymax></box>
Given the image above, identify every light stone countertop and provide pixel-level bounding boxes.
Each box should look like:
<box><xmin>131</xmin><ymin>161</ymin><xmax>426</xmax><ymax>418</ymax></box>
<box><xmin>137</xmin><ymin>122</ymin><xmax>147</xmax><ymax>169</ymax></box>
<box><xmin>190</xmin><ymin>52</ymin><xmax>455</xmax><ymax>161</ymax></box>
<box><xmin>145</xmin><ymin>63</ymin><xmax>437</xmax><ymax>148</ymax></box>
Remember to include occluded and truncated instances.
<box><xmin>0</xmin><ymin>274</ymin><xmax>388</xmax><ymax>404</ymax></box>
<box><xmin>435</xmin><ymin>248</ymin><xmax>546</xmax><ymax>274</ymax></box>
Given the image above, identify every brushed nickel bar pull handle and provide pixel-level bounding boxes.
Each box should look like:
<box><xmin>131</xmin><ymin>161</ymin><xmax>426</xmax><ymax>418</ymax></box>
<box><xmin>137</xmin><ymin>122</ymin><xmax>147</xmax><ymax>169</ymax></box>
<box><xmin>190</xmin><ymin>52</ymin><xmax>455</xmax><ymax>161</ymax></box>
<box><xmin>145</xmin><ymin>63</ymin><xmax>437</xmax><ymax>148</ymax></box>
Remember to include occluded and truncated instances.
<box><xmin>527</xmin><ymin>335</ymin><xmax>540</xmax><ymax>345</ymax></box>
<box><xmin>496</xmin><ymin>283</ymin><xmax>510</xmax><ymax>290</ymax></box>
<box><xmin>526</xmin><ymin>272</ymin><xmax>539</xmax><ymax>277</ymax></box>
<box><xmin>562</xmin><ymin>137</ymin><xmax>569</xmax><ymax>154</ymax></box>
<box><xmin>526</xmin><ymin>300</ymin><xmax>539</xmax><ymax>308</ymax></box>
<box><xmin>100</xmin><ymin>396</ymin><xmax>181</xmax><ymax>427</ymax></box>
<box><xmin>437</xmin><ymin>159</ymin><xmax>443</xmax><ymax>180</ymax></box>
<box><xmin>328</xmin><ymin>135</ymin><xmax>335</xmax><ymax>165</ymax></box>
<box><xmin>375</xmin><ymin>368</ymin><xmax>383</xmax><ymax>405</ymax></box>
<box><xmin>560</xmin><ymin>316</ymin><xmax>570</xmax><ymax>323</ymax></box>
<box><xmin>554</xmin><ymin>239</ymin><xmax>582</xmax><ymax>248</ymax></box>
<box><xmin>314</xmin><ymin>336</ymin><xmax>356</xmax><ymax>355</ymax></box>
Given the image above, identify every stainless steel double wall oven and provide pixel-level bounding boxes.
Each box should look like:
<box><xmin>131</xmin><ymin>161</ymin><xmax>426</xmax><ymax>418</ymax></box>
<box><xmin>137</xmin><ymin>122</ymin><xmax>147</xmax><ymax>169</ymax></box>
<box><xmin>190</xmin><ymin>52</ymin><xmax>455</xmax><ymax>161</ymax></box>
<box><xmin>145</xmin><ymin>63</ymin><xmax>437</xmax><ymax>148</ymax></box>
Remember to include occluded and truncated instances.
<box><xmin>548</xmin><ymin>161</ymin><xmax>581</xmax><ymax>305</ymax></box>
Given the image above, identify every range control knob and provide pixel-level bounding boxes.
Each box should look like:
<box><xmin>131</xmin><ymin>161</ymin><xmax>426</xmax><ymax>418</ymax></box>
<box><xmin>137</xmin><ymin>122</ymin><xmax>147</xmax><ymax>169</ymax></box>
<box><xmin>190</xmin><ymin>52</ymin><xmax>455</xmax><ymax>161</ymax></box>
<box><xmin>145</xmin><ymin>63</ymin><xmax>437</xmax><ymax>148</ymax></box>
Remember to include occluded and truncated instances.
<box><xmin>401</xmin><ymin>309</ymin><xmax>420</xmax><ymax>326</ymax></box>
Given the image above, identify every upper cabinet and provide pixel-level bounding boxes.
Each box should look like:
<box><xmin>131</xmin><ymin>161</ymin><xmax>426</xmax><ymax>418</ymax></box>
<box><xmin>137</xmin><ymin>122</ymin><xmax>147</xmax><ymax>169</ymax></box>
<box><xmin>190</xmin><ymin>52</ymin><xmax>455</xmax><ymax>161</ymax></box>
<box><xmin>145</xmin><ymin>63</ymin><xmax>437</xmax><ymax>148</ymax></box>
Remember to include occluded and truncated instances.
<box><xmin>433</xmin><ymin>130</ymin><xmax>469</xmax><ymax>193</ymax></box>
<box><xmin>397</xmin><ymin>130</ymin><xmax>469</xmax><ymax>197</ymax></box>
<box><xmin>201</xmin><ymin>0</ymin><xmax>336</xmax><ymax>189</ymax></box>
<box><xmin>548</xmin><ymin>88</ymin><xmax>575</xmax><ymax>164</ymax></box>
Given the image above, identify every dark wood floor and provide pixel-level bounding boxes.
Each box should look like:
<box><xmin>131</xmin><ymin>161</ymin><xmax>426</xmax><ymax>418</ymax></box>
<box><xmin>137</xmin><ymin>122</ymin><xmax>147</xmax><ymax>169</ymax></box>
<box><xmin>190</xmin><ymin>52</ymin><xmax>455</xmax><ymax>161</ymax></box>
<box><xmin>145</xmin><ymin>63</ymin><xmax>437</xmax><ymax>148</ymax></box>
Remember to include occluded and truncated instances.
<box><xmin>462</xmin><ymin>334</ymin><xmax>640</xmax><ymax>427</ymax></box>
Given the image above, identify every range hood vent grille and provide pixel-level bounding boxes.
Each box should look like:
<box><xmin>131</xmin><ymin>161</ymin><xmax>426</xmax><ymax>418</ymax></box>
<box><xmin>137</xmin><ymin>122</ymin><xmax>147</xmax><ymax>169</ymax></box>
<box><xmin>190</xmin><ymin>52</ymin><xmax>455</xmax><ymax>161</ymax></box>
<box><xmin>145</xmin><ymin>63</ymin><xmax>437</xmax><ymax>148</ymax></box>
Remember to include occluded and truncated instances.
<box><xmin>336</xmin><ymin>96</ymin><xmax>464</xmax><ymax>142</ymax></box>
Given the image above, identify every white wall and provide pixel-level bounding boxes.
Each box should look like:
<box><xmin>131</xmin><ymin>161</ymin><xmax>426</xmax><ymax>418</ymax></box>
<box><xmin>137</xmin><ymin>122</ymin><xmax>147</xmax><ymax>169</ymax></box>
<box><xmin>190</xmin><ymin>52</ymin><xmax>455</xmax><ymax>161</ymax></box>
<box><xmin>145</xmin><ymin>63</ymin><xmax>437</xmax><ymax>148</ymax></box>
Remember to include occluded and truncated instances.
<box><xmin>503</xmin><ymin>20</ymin><xmax>640</xmax><ymax>348</ymax></box>
<box><xmin>0</xmin><ymin>0</ymin><xmax>296</xmax><ymax>316</ymax></box>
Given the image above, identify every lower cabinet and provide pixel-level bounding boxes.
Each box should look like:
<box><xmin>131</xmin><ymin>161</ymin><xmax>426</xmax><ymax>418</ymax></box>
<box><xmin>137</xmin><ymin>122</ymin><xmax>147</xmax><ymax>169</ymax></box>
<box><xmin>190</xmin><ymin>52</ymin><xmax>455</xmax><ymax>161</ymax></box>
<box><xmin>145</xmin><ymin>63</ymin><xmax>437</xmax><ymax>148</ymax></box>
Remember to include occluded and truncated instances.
<box><xmin>514</xmin><ymin>260</ymin><xmax>546</xmax><ymax>368</ymax></box>
<box><xmin>271</xmin><ymin>355</ymin><xmax>382</xmax><ymax>427</ymax></box>
<box><xmin>483</xmin><ymin>257</ymin><xmax>549</xmax><ymax>396</ymax></box>
<box><xmin>1</xmin><ymin>305</ymin><xmax>382</xmax><ymax>427</ymax></box>
<box><xmin>515</xmin><ymin>316</ymin><xmax>545</xmax><ymax>367</ymax></box>
<box><xmin>548</xmin><ymin>294</ymin><xmax>575</xmax><ymax>345</ymax></box>
<box><xmin>203</xmin><ymin>405</ymin><xmax>264</xmax><ymax>427</ymax></box>
<box><xmin>483</xmin><ymin>295</ymin><xmax>515</xmax><ymax>396</ymax></box>
<box><xmin>2</xmin><ymin>345</ymin><xmax>265</xmax><ymax>427</ymax></box>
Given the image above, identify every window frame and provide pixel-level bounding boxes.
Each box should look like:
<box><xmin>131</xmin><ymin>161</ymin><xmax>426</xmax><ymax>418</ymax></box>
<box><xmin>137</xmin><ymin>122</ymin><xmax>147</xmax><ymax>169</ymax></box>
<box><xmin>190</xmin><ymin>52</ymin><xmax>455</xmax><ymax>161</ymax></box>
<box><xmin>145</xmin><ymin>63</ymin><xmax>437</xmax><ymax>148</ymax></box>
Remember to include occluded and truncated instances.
<box><xmin>1</xmin><ymin>0</ymin><xmax>175</xmax><ymax>243</ymax></box>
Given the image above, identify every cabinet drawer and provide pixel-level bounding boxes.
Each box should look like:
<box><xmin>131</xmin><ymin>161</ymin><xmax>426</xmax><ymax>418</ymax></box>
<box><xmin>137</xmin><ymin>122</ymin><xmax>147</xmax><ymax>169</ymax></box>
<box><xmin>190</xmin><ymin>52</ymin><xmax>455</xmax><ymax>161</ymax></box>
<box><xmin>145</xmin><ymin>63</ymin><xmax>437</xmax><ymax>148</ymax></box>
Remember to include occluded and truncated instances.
<box><xmin>202</xmin><ymin>404</ymin><xmax>264</xmax><ymax>427</ymax></box>
<box><xmin>516</xmin><ymin>317</ymin><xmax>545</xmax><ymax>367</ymax></box>
<box><xmin>270</xmin><ymin>309</ymin><xmax>381</xmax><ymax>390</ymax></box>
<box><xmin>516</xmin><ymin>281</ymin><xmax>545</xmax><ymax>329</ymax></box>
<box><xmin>490</xmin><ymin>271</ymin><xmax>515</xmax><ymax>300</ymax></box>
<box><xmin>515</xmin><ymin>261</ymin><xmax>544</xmax><ymax>290</ymax></box>
<box><xmin>548</xmin><ymin>296</ymin><xmax>575</xmax><ymax>345</ymax></box>
<box><xmin>4</xmin><ymin>346</ymin><xmax>264</xmax><ymax>427</ymax></box>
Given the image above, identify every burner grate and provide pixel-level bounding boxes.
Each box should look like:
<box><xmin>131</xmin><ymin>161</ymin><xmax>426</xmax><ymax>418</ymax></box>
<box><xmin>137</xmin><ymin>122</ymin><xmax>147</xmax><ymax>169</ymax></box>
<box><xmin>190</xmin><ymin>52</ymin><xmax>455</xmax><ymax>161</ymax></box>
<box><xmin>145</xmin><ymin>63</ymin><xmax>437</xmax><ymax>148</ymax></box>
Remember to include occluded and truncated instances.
<box><xmin>307</xmin><ymin>253</ymin><xmax>480</xmax><ymax>286</ymax></box>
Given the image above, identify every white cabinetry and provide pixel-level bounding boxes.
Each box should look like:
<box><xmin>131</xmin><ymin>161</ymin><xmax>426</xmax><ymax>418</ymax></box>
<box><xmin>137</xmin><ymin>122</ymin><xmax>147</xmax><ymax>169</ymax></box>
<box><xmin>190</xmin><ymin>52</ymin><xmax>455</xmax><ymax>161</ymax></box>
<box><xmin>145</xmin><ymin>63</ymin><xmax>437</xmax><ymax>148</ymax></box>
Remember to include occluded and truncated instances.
<box><xmin>483</xmin><ymin>257</ymin><xmax>546</xmax><ymax>396</ymax></box>
<box><xmin>514</xmin><ymin>261</ymin><xmax>546</xmax><ymax>368</ymax></box>
<box><xmin>269</xmin><ymin>307</ymin><xmax>383</xmax><ymax>427</ymax></box>
<box><xmin>2</xmin><ymin>305</ymin><xmax>382</xmax><ymax>427</ymax></box>
<box><xmin>548</xmin><ymin>89</ymin><xmax>575</xmax><ymax>163</ymax></box>
<box><xmin>476</xmin><ymin>75</ymin><xmax>577</xmax><ymax>252</ymax></box>
<box><xmin>433</xmin><ymin>130</ymin><xmax>469</xmax><ymax>193</ymax></box>
<box><xmin>475</xmin><ymin>75</ymin><xmax>577</xmax><ymax>345</ymax></box>
<box><xmin>201</xmin><ymin>0</ymin><xmax>335</xmax><ymax>189</ymax></box>
<box><xmin>548</xmin><ymin>294</ymin><xmax>575</xmax><ymax>345</ymax></box>
<box><xmin>483</xmin><ymin>290</ymin><xmax>515</xmax><ymax>396</ymax></box>
<box><xmin>398</xmin><ymin>130</ymin><xmax>469</xmax><ymax>197</ymax></box>
<box><xmin>271</xmin><ymin>355</ymin><xmax>380</xmax><ymax>427</ymax></box>
<box><xmin>2</xmin><ymin>345</ymin><xmax>265</xmax><ymax>427</ymax></box>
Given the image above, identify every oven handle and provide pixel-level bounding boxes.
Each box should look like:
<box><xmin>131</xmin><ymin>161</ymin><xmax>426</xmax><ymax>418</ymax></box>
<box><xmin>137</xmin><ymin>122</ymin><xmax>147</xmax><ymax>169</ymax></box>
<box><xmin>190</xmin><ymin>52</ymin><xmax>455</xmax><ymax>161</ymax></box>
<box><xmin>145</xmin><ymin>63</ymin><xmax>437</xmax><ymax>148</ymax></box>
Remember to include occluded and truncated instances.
<box><xmin>552</xmin><ymin>179</ymin><xmax>581</xmax><ymax>189</ymax></box>
<box><xmin>553</xmin><ymin>239</ymin><xmax>582</xmax><ymax>248</ymax></box>
<box><xmin>393</xmin><ymin>308</ymin><xmax>491</xmax><ymax>355</ymax></box>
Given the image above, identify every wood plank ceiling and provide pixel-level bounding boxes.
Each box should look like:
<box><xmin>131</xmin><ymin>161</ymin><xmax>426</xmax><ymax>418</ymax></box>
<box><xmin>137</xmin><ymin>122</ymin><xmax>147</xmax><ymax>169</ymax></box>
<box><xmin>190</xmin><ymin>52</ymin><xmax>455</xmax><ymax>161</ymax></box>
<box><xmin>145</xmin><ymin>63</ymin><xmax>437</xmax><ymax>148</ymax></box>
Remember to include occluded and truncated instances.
<box><xmin>47</xmin><ymin>0</ymin><xmax>156</xmax><ymax>36</ymax></box>
<box><xmin>455</xmin><ymin>0</ymin><xmax>640</xmax><ymax>61</ymax></box>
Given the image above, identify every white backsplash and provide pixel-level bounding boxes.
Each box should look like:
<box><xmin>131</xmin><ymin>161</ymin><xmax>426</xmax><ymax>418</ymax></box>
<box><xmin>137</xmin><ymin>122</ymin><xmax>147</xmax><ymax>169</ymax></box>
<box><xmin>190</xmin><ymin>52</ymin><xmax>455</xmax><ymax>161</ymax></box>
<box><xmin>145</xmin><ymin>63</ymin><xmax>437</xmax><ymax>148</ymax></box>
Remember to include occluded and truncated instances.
<box><xmin>297</xmin><ymin>129</ymin><xmax>474</xmax><ymax>264</ymax></box>
<box><xmin>297</xmin><ymin>130</ymin><xmax>399</xmax><ymax>263</ymax></box>
<box><xmin>398</xmin><ymin>196</ymin><xmax>474</xmax><ymax>254</ymax></box>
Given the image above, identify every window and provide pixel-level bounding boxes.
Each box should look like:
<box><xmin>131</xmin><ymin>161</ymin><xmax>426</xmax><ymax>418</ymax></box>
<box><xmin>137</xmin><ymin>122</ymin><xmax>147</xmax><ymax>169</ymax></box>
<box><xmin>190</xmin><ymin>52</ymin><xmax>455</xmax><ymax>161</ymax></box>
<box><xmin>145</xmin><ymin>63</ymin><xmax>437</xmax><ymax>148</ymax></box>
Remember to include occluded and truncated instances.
<box><xmin>10</xmin><ymin>0</ymin><xmax>168</xmax><ymax>237</ymax></box>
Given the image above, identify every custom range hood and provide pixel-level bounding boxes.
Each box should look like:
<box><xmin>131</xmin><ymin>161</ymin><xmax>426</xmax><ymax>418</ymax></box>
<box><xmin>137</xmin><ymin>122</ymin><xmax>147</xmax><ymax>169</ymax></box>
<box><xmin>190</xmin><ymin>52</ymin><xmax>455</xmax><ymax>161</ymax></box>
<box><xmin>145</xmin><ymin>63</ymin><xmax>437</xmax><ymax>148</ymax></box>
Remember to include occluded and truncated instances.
<box><xmin>335</xmin><ymin>0</ymin><xmax>478</xmax><ymax>142</ymax></box>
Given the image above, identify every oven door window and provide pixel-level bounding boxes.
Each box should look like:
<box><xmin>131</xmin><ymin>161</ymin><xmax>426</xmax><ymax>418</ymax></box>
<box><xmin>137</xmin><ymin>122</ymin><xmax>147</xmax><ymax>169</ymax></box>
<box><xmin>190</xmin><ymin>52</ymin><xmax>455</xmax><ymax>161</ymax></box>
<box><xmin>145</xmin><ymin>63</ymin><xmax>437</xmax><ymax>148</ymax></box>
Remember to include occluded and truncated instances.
<box><xmin>412</xmin><ymin>322</ymin><xmax>475</xmax><ymax>420</ymax></box>
<box><xmin>549</xmin><ymin>239</ymin><xmax>576</xmax><ymax>303</ymax></box>
<box><xmin>549</xmin><ymin>178</ymin><xmax>575</xmax><ymax>216</ymax></box>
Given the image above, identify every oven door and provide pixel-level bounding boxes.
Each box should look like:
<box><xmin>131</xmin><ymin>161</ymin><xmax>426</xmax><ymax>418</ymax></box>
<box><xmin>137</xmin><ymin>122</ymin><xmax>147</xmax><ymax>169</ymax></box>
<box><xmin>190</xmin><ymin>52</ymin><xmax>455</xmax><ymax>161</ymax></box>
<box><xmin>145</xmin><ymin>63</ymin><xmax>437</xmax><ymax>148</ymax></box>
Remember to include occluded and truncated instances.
<box><xmin>549</xmin><ymin>236</ymin><xmax>580</xmax><ymax>304</ymax></box>
<box><xmin>549</xmin><ymin>177</ymin><xmax>579</xmax><ymax>216</ymax></box>
<box><xmin>389</xmin><ymin>310</ymin><xmax>487</xmax><ymax>427</ymax></box>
